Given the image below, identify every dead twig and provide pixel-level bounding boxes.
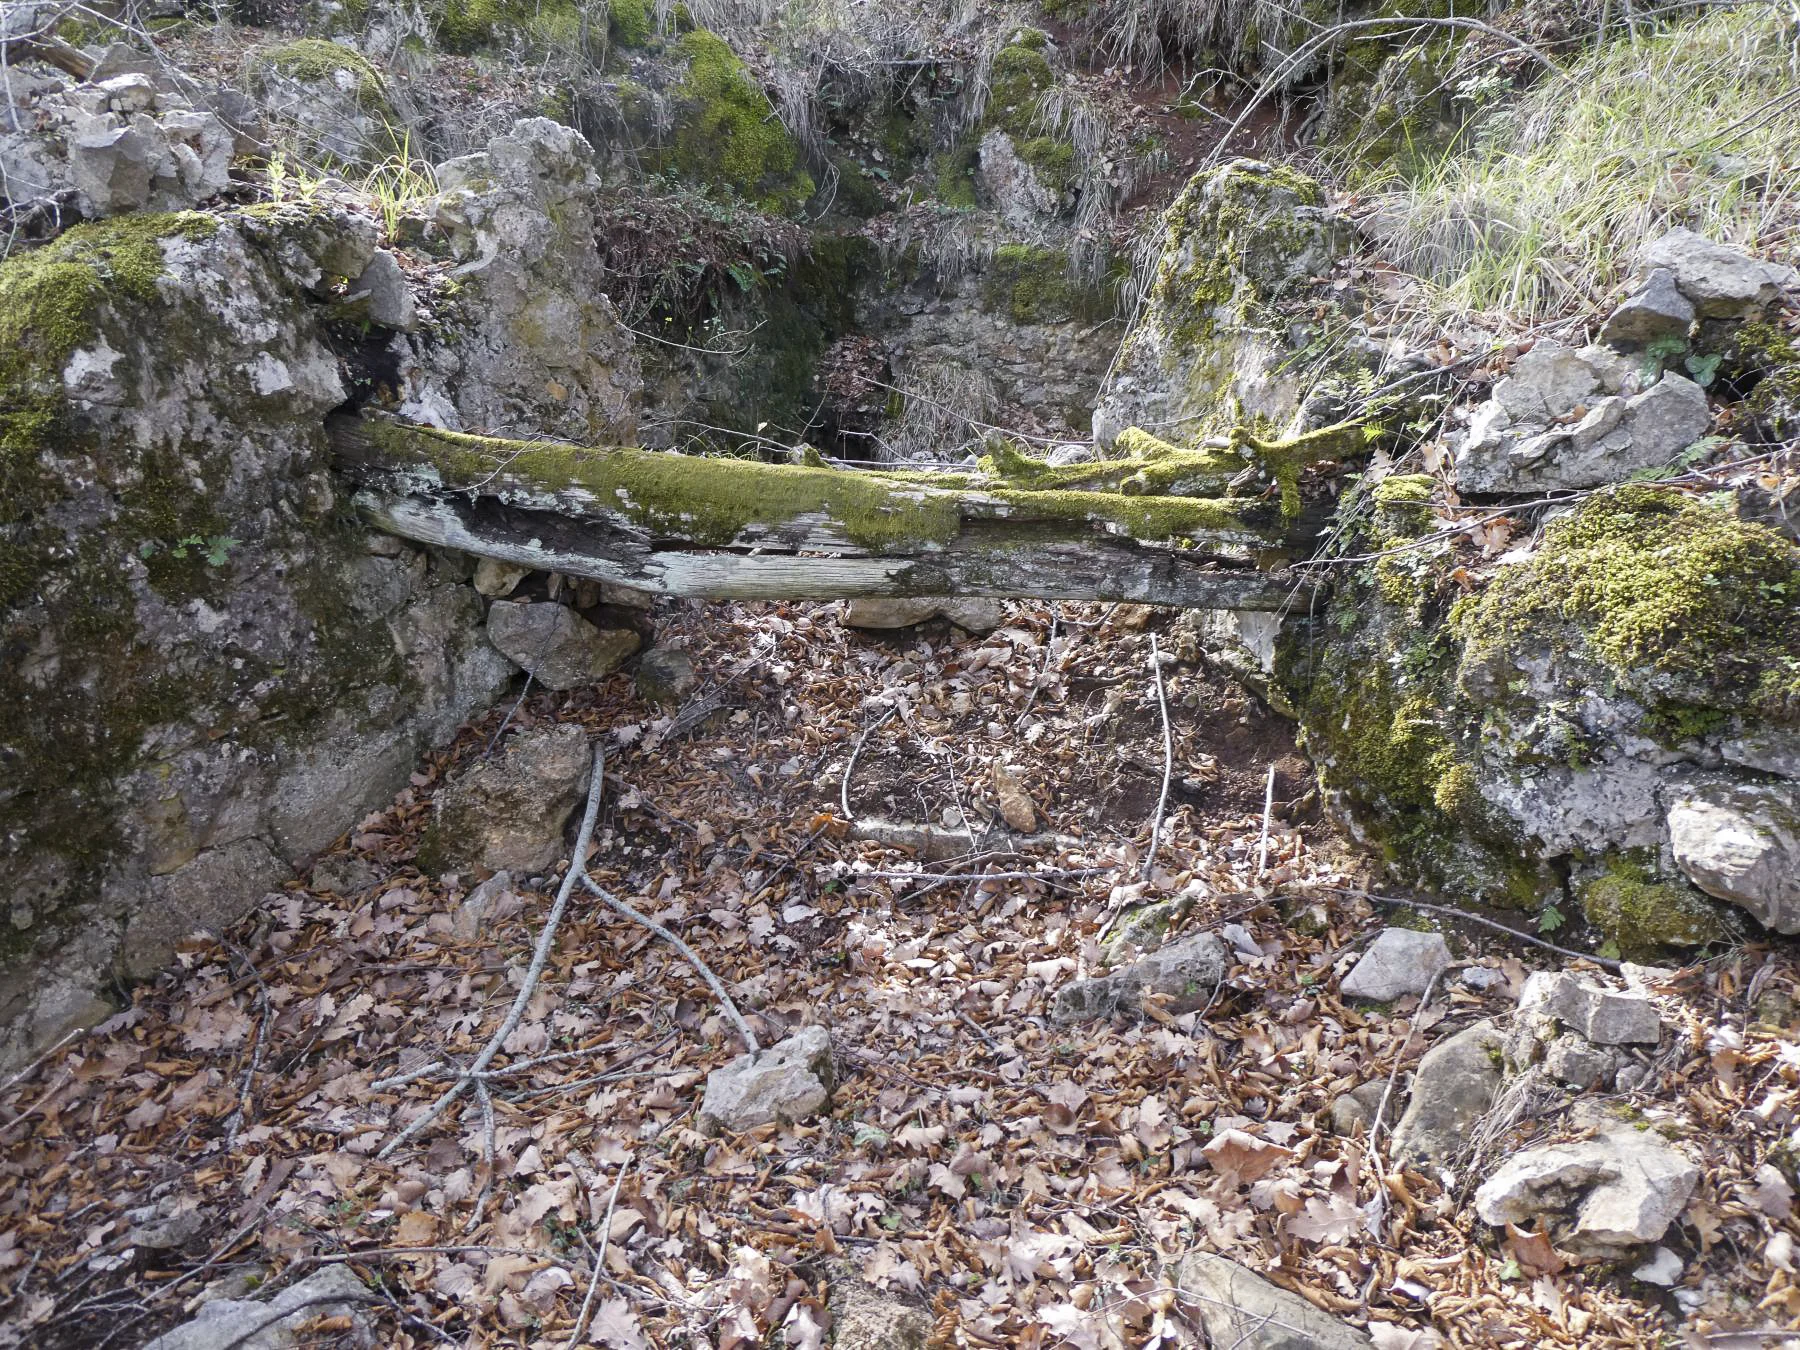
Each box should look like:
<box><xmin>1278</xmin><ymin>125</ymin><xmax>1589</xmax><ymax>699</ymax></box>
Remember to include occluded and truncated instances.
<box><xmin>565</xmin><ymin>1155</ymin><xmax>632</xmax><ymax>1350</ymax></box>
<box><xmin>1141</xmin><ymin>635</ymin><xmax>1174</xmax><ymax>884</ymax></box>
<box><xmin>1254</xmin><ymin>762</ymin><xmax>1277</xmax><ymax>879</ymax></box>
<box><xmin>1322</xmin><ymin>887</ymin><xmax>1625</xmax><ymax>971</ymax></box>
<box><xmin>375</xmin><ymin>743</ymin><xmax>608</xmax><ymax>1159</ymax></box>
<box><xmin>841</xmin><ymin>705</ymin><xmax>896</xmax><ymax>822</ymax></box>
<box><xmin>580</xmin><ymin>873</ymin><xmax>760</xmax><ymax>1054</ymax></box>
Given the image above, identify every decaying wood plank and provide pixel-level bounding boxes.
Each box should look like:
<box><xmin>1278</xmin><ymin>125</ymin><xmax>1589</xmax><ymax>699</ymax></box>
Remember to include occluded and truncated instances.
<box><xmin>331</xmin><ymin>416</ymin><xmax>1325</xmax><ymax>612</ymax></box>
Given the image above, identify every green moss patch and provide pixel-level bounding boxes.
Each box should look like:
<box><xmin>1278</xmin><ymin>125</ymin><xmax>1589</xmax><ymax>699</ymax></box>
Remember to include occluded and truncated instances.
<box><xmin>260</xmin><ymin>38</ymin><xmax>386</xmax><ymax>101</ymax></box>
<box><xmin>1580</xmin><ymin>854</ymin><xmax>1730</xmax><ymax>960</ymax></box>
<box><xmin>1456</xmin><ymin>486</ymin><xmax>1800</xmax><ymax>723</ymax></box>
<box><xmin>979</xmin><ymin>243</ymin><xmax>1108</xmax><ymax>325</ymax></box>
<box><xmin>987</xmin><ymin>42</ymin><xmax>1054</xmax><ymax>138</ymax></box>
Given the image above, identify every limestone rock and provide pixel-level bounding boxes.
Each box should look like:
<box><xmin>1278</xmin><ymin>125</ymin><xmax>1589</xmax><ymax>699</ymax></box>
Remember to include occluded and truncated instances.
<box><xmin>1721</xmin><ymin>729</ymin><xmax>1800</xmax><ymax>781</ymax></box>
<box><xmin>1544</xmin><ymin>1033</ymin><xmax>1620</xmax><ymax>1091</ymax></box>
<box><xmin>472</xmin><ymin>556</ymin><xmax>530</xmax><ymax>598</ymax></box>
<box><xmin>1667</xmin><ymin>780</ymin><xmax>1800</xmax><ymax>933</ymax></box>
<box><xmin>1600</xmin><ymin>268</ymin><xmax>1694</xmax><ymax>347</ymax></box>
<box><xmin>978</xmin><ymin>129</ymin><xmax>1061</xmax><ymax>228</ymax></box>
<box><xmin>842</xmin><ymin>598</ymin><xmax>941</xmax><ymax>629</ymax></box>
<box><xmin>1473</xmin><ymin>1128</ymin><xmax>1699</xmax><ymax>1255</ymax></box>
<box><xmin>310</xmin><ymin>854</ymin><xmax>382</xmax><ymax>896</ymax></box>
<box><xmin>1051</xmin><ymin>931</ymin><xmax>1229</xmax><ymax>1023</ymax></box>
<box><xmin>453</xmin><ymin>870</ymin><xmax>515</xmax><ymax>942</ymax></box>
<box><xmin>1092</xmin><ymin>161</ymin><xmax>1350</xmax><ymax>448</ymax></box>
<box><xmin>427</xmin><ymin>725</ymin><xmax>593</xmax><ymax>874</ymax></box>
<box><xmin>699</xmin><ymin>1026</ymin><xmax>835</xmax><ymax>1134</ymax></box>
<box><xmin>1340</xmin><ymin>928</ymin><xmax>1451</xmax><ymax>1002</ymax></box>
<box><xmin>345</xmin><ymin>249</ymin><xmax>416</xmax><ymax>331</ymax></box>
<box><xmin>1328</xmin><ymin>1081</ymin><xmax>1393</xmax><ymax>1136</ymax></box>
<box><xmin>636</xmin><ymin>648</ymin><xmax>697</xmax><ymax>706</ymax></box>
<box><xmin>400</xmin><ymin>119</ymin><xmax>642</xmax><ymax>443</ymax></box>
<box><xmin>1176</xmin><ymin>1252</ymin><xmax>1372</xmax><ymax>1350</ymax></box>
<box><xmin>1454</xmin><ymin>345</ymin><xmax>1710</xmax><ymax>493</ymax></box>
<box><xmin>992</xmin><ymin>763</ymin><xmax>1037</xmax><ymax>832</ymax></box>
<box><xmin>1640</xmin><ymin>227</ymin><xmax>1798</xmax><ymax>319</ymax></box>
<box><xmin>1518</xmin><ymin>972</ymin><xmax>1662</xmax><ymax>1045</ymax></box>
<box><xmin>486</xmin><ymin>600</ymin><xmax>640</xmax><ymax>690</ymax></box>
<box><xmin>1390</xmin><ymin>1020</ymin><xmax>1505</xmax><ymax>1166</ymax></box>
<box><xmin>939</xmin><ymin>597</ymin><xmax>1006</xmax><ymax>635</ymax></box>
<box><xmin>829</xmin><ymin>1278</ymin><xmax>931</xmax><ymax>1350</ymax></box>
<box><xmin>141</xmin><ymin>1265</ymin><xmax>373</xmax><ymax>1349</ymax></box>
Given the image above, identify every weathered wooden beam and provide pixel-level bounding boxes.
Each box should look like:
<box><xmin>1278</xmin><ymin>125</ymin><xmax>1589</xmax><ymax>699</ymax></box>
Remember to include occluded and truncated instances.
<box><xmin>331</xmin><ymin>416</ymin><xmax>1324</xmax><ymax>612</ymax></box>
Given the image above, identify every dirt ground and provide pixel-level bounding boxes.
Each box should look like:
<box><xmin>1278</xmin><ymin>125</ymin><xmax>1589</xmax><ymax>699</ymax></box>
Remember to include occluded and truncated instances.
<box><xmin>2</xmin><ymin>600</ymin><xmax>1796</xmax><ymax>1349</ymax></box>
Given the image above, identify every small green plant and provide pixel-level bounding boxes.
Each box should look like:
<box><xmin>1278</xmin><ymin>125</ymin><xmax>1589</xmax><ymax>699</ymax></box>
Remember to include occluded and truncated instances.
<box><xmin>360</xmin><ymin>130</ymin><xmax>440</xmax><ymax>240</ymax></box>
<box><xmin>139</xmin><ymin>534</ymin><xmax>238</xmax><ymax>566</ymax></box>
<box><xmin>1537</xmin><ymin>903</ymin><xmax>1566</xmax><ymax>934</ymax></box>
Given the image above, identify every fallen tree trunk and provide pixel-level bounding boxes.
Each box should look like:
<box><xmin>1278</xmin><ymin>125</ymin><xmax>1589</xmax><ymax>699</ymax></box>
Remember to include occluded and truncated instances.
<box><xmin>331</xmin><ymin>416</ymin><xmax>1326</xmax><ymax>611</ymax></box>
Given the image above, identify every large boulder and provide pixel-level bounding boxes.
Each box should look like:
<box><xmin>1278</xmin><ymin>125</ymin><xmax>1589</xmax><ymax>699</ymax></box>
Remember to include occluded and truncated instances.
<box><xmin>1091</xmin><ymin>160</ymin><xmax>1350</xmax><ymax>448</ymax></box>
<box><xmin>0</xmin><ymin>209</ymin><xmax>511</xmax><ymax>1070</ymax></box>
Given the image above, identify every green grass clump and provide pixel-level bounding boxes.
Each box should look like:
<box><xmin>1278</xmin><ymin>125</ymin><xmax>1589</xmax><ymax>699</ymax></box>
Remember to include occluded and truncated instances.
<box><xmin>670</xmin><ymin>31</ymin><xmax>813</xmax><ymax>213</ymax></box>
<box><xmin>1457</xmin><ymin>485</ymin><xmax>1800</xmax><ymax>721</ymax></box>
<box><xmin>1350</xmin><ymin>6</ymin><xmax>1800</xmax><ymax>322</ymax></box>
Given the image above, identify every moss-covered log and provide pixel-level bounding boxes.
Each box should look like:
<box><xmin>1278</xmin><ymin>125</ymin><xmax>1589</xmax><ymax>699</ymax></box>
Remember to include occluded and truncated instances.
<box><xmin>330</xmin><ymin>417</ymin><xmax>1323</xmax><ymax>610</ymax></box>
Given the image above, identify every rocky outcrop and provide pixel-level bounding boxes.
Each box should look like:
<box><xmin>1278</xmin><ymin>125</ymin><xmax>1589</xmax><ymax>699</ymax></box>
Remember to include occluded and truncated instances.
<box><xmin>1451</xmin><ymin>343</ymin><xmax>1711</xmax><ymax>494</ymax></box>
<box><xmin>395</xmin><ymin>118</ymin><xmax>642</xmax><ymax>444</ymax></box>
<box><xmin>0</xmin><ymin>206</ymin><xmax>516</xmax><ymax>1069</ymax></box>
<box><xmin>1092</xmin><ymin>160</ymin><xmax>1350</xmax><ymax>448</ymax></box>
<box><xmin>1284</xmin><ymin>475</ymin><xmax>1797</xmax><ymax>948</ymax></box>
<box><xmin>0</xmin><ymin>55</ymin><xmax>235</xmax><ymax>222</ymax></box>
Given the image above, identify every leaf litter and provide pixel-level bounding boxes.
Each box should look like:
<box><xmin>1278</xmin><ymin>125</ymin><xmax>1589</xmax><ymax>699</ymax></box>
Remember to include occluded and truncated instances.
<box><xmin>1</xmin><ymin>600</ymin><xmax>1797</xmax><ymax>1348</ymax></box>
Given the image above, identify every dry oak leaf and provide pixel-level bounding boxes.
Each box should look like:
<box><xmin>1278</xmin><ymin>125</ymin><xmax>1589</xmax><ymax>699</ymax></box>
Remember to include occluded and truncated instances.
<box><xmin>591</xmin><ymin>1296</ymin><xmax>652</xmax><ymax>1350</ymax></box>
<box><xmin>1202</xmin><ymin>1129</ymin><xmax>1292</xmax><ymax>1189</ymax></box>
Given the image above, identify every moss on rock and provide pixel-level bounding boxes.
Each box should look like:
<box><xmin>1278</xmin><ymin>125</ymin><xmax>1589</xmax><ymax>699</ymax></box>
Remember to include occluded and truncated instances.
<box><xmin>669</xmin><ymin>31</ymin><xmax>814</xmax><ymax>213</ymax></box>
<box><xmin>979</xmin><ymin>243</ymin><xmax>1108</xmax><ymax>325</ymax></box>
<box><xmin>1579</xmin><ymin>855</ymin><xmax>1731</xmax><ymax>960</ymax></box>
<box><xmin>260</xmin><ymin>38</ymin><xmax>387</xmax><ymax>102</ymax></box>
<box><xmin>1455</xmin><ymin>486</ymin><xmax>1800</xmax><ymax>726</ymax></box>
